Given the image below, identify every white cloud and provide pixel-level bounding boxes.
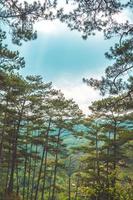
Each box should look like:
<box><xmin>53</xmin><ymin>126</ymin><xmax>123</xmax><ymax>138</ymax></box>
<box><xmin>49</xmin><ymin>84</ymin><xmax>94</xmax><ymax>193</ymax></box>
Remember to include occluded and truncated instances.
<box><xmin>54</xmin><ymin>74</ymin><xmax>102</xmax><ymax>115</ymax></box>
<box><xmin>113</xmin><ymin>10</ymin><xmax>132</xmax><ymax>24</ymax></box>
<box><xmin>34</xmin><ymin>20</ymin><xmax>62</xmax><ymax>35</ymax></box>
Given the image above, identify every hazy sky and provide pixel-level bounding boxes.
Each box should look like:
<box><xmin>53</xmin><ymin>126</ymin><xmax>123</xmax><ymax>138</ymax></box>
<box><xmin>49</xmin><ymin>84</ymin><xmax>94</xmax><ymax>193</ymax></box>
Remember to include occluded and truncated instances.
<box><xmin>7</xmin><ymin>1</ymin><xmax>131</xmax><ymax>114</ymax></box>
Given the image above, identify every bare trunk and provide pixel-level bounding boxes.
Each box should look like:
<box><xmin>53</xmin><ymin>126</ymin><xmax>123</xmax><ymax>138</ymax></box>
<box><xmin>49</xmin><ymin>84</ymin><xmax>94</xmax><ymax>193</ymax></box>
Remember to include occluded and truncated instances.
<box><xmin>0</xmin><ymin>96</ymin><xmax>9</xmax><ymax>161</ymax></box>
<box><xmin>48</xmin><ymin>169</ymin><xmax>53</xmax><ymax>200</ymax></box>
<box><xmin>34</xmin><ymin>119</ymin><xmax>51</xmax><ymax>200</ymax></box>
<box><xmin>68</xmin><ymin>175</ymin><xmax>71</xmax><ymax>200</ymax></box>
<box><xmin>7</xmin><ymin>100</ymin><xmax>25</xmax><ymax>194</ymax></box>
<box><xmin>26</xmin><ymin>144</ymin><xmax>33</xmax><ymax>200</ymax></box>
<box><xmin>30</xmin><ymin>143</ymin><xmax>38</xmax><ymax>200</ymax></box>
<box><xmin>51</xmin><ymin>128</ymin><xmax>61</xmax><ymax>200</ymax></box>
<box><xmin>22</xmin><ymin>142</ymin><xmax>28</xmax><ymax>200</ymax></box>
<box><xmin>74</xmin><ymin>178</ymin><xmax>79</xmax><ymax>200</ymax></box>
<box><xmin>41</xmin><ymin>143</ymin><xmax>48</xmax><ymax>200</ymax></box>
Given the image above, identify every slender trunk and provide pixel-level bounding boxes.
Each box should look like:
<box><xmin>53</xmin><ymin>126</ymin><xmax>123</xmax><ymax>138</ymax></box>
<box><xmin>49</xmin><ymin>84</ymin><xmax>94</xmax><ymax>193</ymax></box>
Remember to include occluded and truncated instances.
<box><xmin>113</xmin><ymin>121</ymin><xmax>117</xmax><ymax>170</ymax></box>
<box><xmin>34</xmin><ymin>140</ymin><xmax>46</xmax><ymax>200</ymax></box>
<box><xmin>95</xmin><ymin>131</ymin><xmax>100</xmax><ymax>200</ymax></box>
<box><xmin>26</xmin><ymin>144</ymin><xmax>33</xmax><ymax>200</ymax></box>
<box><xmin>107</xmin><ymin>132</ymin><xmax>111</xmax><ymax>200</ymax></box>
<box><xmin>7</xmin><ymin>100</ymin><xmax>25</xmax><ymax>194</ymax></box>
<box><xmin>4</xmin><ymin>147</ymin><xmax>11</xmax><ymax>194</ymax></box>
<box><xmin>68</xmin><ymin>156</ymin><xmax>72</xmax><ymax>200</ymax></box>
<box><xmin>0</xmin><ymin>98</ymin><xmax>9</xmax><ymax>194</ymax></box>
<box><xmin>0</xmin><ymin>96</ymin><xmax>9</xmax><ymax>161</ymax></box>
<box><xmin>112</xmin><ymin>120</ymin><xmax>117</xmax><ymax>200</ymax></box>
<box><xmin>22</xmin><ymin>142</ymin><xmax>28</xmax><ymax>200</ymax></box>
<box><xmin>48</xmin><ymin>169</ymin><xmax>53</xmax><ymax>200</ymax></box>
<box><xmin>30</xmin><ymin>142</ymin><xmax>38</xmax><ymax>200</ymax></box>
<box><xmin>68</xmin><ymin>175</ymin><xmax>71</xmax><ymax>200</ymax></box>
<box><xmin>96</xmin><ymin>132</ymin><xmax>99</xmax><ymax>178</ymax></box>
<box><xmin>74</xmin><ymin>178</ymin><xmax>79</xmax><ymax>200</ymax></box>
<box><xmin>51</xmin><ymin>128</ymin><xmax>61</xmax><ymax>200</ymax></box>
<box><xmin>41</xmin><ymin>141</ymin><xmax>49</xmax><ymax>200</ymax></box>
<box><xmin>16</xmin><ymin>166</ymin><xmax>20</xmax><ymax>195</ymax></box>
<box><xmin>7</xmin><ymin>122</ymin><xmax>20</xmax><ymax>194</ymax></box>
<box><xmin>34</xmin><ymin>119</ymin><xmax>51</xmax><ymax>200</ymax></box>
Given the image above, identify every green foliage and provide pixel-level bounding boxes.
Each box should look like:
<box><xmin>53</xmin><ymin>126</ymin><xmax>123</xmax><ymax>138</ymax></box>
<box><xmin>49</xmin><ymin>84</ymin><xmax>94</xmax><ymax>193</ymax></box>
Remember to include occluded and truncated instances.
<box><xmin>0</xmin><ymin>0</ymin><xmax>59</xmax><ymax>45</ymax></box>
<box><xmin>0</xmin><ymin>58</ymin><xmax>84</xmax><ymax>199</ymax></box>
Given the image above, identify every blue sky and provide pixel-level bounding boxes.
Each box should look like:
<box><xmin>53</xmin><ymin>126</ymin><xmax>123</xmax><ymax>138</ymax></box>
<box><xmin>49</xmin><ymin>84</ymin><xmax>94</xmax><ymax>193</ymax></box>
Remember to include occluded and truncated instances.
<box><xmin>7</xmin><ymin>2</ymin><xmax>131</xmax><ymax>114</ymax></box>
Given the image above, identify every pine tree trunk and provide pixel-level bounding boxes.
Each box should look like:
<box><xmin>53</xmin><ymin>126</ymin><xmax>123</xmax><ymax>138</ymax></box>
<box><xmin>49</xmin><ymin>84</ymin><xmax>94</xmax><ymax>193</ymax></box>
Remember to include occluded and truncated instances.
<box><xmin>4</xmin><ymin>147</ymin><xmax>11</xmax><ymax>195</ymax></box>
<box><xmin>112</xmin><ymin>120</ymin><xmax>117</xmax><ymax>200</ymax></box>
<box><xmin>107</xmin><ymin>132</ymin><xmax>111</xmax><ymax>200</ymax></box>
<box><xmin>7</xmin><ymin>122</ymin><xmax>20</xmax><ymax>194</ymax></box>
<box><xmin>41</xmin><ymin>142</ymin><xmax>48</xmax><ymax>200</ymax></box>
<box><xmin>30</xmin><ymin>143</ymin><xmax>38</xmax><ymax>200</ymax></box>
<box><xmin>0</xmin><ymin>96</ymin><xmax>9</xmax><ymax>162</ymax></box>
<box><xmin>48</xmin><ymin>169</ymin><xmax>53</xmax><ymax>200</ymax></box>
<box><xmin>74</xmin><ymin>178</ymin><xmax>79</xmax><ymax>200</ymax></box>
<box><xmin>16</xmin><ymin>166</ymin><xmax>20</xmax><ymax>196</ymax></box>
<box><xmin>22</xmin><ymin>142</ymin><xmax>28</xmax><ymax>200</ymax></box>
<box><xmin>95</xmin><ymin>131</ymin><xmax>100</xmax><ymax>200</ymax></box>
<box><xmin>26</xmin><ymin>143</ymin><xmax>33</xmax><ymax>200</ymax></box>
<box><xmin>68</xmin><ymin>175</ymin><xmax>71</xmax><ymax>200</ymax></box>
<box><xmin>7</xmin><ymin>100</ymin><xmax>25</xmax><ymax>195</ymax></box>
<box><xmin>51</xmin><ymin>128</ymin><xmax>61</xmax><ymax>200</ymax></box>
<box><xmin>34</xmin><ymin>118</ymin><xmax>51</xmax><ymax>200</ymax></box>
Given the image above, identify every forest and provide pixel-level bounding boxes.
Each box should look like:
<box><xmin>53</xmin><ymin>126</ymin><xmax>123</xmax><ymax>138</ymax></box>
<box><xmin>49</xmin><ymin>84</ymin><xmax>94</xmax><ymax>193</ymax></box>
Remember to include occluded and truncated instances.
<box><xmin>0</xmin><ymin>0</ymin><xmax>133</xmax><ymax>200</ymax></box>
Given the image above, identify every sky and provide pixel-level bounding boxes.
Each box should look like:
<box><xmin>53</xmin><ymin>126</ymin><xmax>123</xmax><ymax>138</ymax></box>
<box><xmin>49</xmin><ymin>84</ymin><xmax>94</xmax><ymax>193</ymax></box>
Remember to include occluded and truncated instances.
<box><xmin>7</xmin><ymin>1</ymin><xmax>131</xmax><ymax>115</ymax></box>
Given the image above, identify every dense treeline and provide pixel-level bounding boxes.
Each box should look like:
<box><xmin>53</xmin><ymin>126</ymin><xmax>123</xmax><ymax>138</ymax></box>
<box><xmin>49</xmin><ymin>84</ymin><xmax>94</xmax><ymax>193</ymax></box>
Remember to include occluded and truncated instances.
<box><xmin>0</xmin><ymin>35</ymin><xmax>83</xmax><ymax>199</ymax></box>
<box><xmin>0</xmin><ymin>0</ymin><xmax>133</xmax><ymax>199</ymax></box>
<box><xmin>0</xmin><ymin>30</ymin><xmax>133</xmax><ymax>200</ymax></box>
